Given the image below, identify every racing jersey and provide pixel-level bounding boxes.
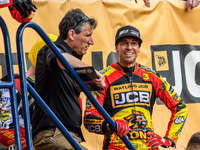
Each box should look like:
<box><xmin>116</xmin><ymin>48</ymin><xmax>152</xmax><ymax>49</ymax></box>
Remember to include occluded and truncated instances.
<box><xmin>84</xmin><ymin>62</ymin><xmax>188</xmax><ymax>150</ymax></box>
<box><xmin>1</xmin><ymin>88</ymin><xmax>25</xmax><ymax>129</ymax></box>
<box><xmin>0</xmin><ymin>75</ymin><xmax>35</xmax><ymax>129</ymax></box>
<box><xmin>0</xmin><ymin>77</ymin><xmax>35</xmax><ymax>149</ymax></box>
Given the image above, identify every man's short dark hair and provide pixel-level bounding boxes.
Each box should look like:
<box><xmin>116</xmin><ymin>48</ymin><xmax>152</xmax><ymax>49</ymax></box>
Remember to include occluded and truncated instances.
<box><xmin>187</xmin><ymin>132</ymin><xmax>200</xmax><ymax>149</ymax></box>
<box><xmin>59</xmin><ymin>8</ymin><xmax>97</xmax><ymax>40</ymax></box>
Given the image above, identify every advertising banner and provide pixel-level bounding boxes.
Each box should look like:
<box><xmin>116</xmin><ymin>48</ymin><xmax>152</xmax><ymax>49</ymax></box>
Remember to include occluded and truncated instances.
<box><xmin>0</xmin><ymin>0</ymin><xmax>200</xmax><ymax>149</ymax></box>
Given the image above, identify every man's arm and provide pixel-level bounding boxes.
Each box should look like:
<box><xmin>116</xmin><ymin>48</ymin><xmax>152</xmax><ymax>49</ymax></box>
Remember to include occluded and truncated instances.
<box><xmin>153</xmin><ymin>73</ymin><xmax>188</xmax><ymax>147</ymax></box>
<box><xmin>84</xmin><ymin>92</ymin><xmax>130</xmax><ymax>137</ymax></box>
<box><xmin>0</xmin><ymin>0</ymin><xmax>36</xmax><ymax>23</ymax></box>
<box><xmin>57</xmin><ymin>53</ymin><xmax>105</xmax><ymax>88</ymax></box>
<box><xmin>26</xmin><ymin>65</ymin><xmax>35</xmax><ymax>79</ymax></box>
<box><xmin>0</xmin><ymin>0</ymin><xmax>14</xmax><ymax>8</ymax></box>
<box><xmin>84</xmin><ymin>91</ymin><xmax>107</xmax><ymax>134</ymax></box>
<box><xmin>0</xmin><ymin>0</ymin><xmax>37</xmax><ymax>17</ymax></box>
<box><xmin>142</xmin><ymin>0</ymin><xmax>200</xmax><ymax>11</ymax></box>
<box><xmin>186</xmin><ymin>0</ymin><xmax>200</xmax><ymax>11</ymax></box>
<box><xmin>57</xmin><ymin>53</ymin><xmax>88</xmax><ymax>69</ymax></box>
<box><xmin>14</xmin><ymin>0</ymin><xmax>37</xmax><ymax>18</ymax></box>
<box><xmin>9</xmin><ymin>6</ymin><xmax>34</xmax><ymax>23</ymax></box>
<box><xmin>143</xmin><ymin>0</ymin><xmax>150</xmax><ymax>7</ymax></box>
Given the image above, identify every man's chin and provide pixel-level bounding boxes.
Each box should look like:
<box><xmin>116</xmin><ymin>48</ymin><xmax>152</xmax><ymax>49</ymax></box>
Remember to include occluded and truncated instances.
<box><xmin>83</xmin><ymin>51</ymin><xmax>87</xmax><ymax>55</ymax></box>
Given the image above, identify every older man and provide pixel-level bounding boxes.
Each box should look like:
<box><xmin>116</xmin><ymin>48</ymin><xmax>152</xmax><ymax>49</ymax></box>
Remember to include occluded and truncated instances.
<box><xmin>31</xmin><ymin>8</ymin><xmax>105</xmax><ymax>150</ymax></box>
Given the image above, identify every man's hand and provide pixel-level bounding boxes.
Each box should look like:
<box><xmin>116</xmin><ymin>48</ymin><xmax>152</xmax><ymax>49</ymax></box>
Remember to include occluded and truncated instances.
<box><xmin>9</xmin><ymin>6</ymin><xmax>34</xmax><ymax>23</ymax></box>
<box><xmin>94</xmin><ymin>70</ymin><xmax>106</xmax><ymax>89</ymax></box>
<box><xmin>186</xmin><ymin>0</ymin><xmax>200</xmax><ymax>11</ymax></box>
<box><xmin>143</xmin><ymin>0</ymin><xmax>200</xmax><ymax>12</ymax></box>
<box><xmin>14</xmin><ymin>0</ymin><xmax>37</xmax><ymax>18</ymax></box>
<box><xmin>147</xmin><ymin>132</ymin><xmax>171</xmax><ymax>149</ymax></box>
<box><xmin>143</xmin><ymin>0</ymin><xmax>150</xmax><ymax>7</ymax></box>
<box><xmin>115</xmin><ymin>120</ymin><xmax>129</xmax><ymax>137</ymax></box>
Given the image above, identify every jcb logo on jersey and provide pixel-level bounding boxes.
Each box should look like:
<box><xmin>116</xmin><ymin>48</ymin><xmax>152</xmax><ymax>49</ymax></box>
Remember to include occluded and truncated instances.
<box><xmin>110</xmin><ymin>83</ymin><xmax>152</xmax><ymax>108</ymax></box>
<box><xmin>85</xmin><ymin>124</ymin><xmax>101</xmax><ymax>133</ymax></box>
<box><xmin>84</xmin><ymin>119</ymin><xmax>103</xmax><ymax>133</ymax></box>
<box><xmin>112</xmin><ymin>91</ymin><xmax>150</xmax><ymax>108</ymax></box>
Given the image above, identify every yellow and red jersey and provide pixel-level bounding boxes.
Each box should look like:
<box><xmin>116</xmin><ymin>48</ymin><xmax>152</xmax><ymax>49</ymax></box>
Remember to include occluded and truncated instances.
<box><xmin>0</xmin><ymin>0</ymin><xmax>13</xmax><ymax>8</ymax></box>
<box><xmin>84</xmin><ymin>62</ymin><xmax>188</xmax><ymax>150</ymax></box>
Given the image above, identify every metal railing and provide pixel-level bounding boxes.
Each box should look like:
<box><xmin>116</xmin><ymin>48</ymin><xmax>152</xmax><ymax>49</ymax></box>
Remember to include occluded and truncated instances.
<box><xmin>1</xmin><ymin>18</ymin><xmax>136</xmax><ymax>150</ymax></box>
<box><xmin>0</xmin><ymin>16</ymin><xmax>23</xmax><ymax>150</ymax></box>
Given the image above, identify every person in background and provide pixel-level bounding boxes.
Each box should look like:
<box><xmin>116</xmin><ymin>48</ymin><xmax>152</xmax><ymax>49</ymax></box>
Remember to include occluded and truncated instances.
<box><xmin>0</xmin><ymin>67</ymin><xmax>35</xmax><ymax>150</ymax></box>
<box><xmin>28</xmin><ymin>34</ymin><xmax>58</xmax><ymax>68</ymax></box>
<box><xmin>186</xmin><ymin>132</ymin><xmax>200</xmax><ymax>150</ymax></box>
<box><xmin>0</xmin><ymin>32</ymin><xmax>58</xmax><ymax>150</ymax></box>
<box><xmin>142</xmin><ymin>0</ymin><xmax>199</xmax><ymax>12</ymax></box>
<box><xmin>84</xmin><ymin>25</ymin><xmax>188</xmax><ymax>150</ymax></box>
<box><xmin>31</xmin><ymin>8</ymin><xmax>105</xmax><ymax>150</ymax></box>
<box><xmin>0</xmin><ymin>0</ymin><xmax>37</xmax><ymax>23</ymax></box>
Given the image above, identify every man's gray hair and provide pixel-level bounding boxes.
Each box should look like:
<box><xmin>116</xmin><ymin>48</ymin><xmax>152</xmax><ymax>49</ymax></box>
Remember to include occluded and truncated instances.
<box><xmin>59</xmin><ymin>8</ymin><xmax>97</xmax><ymax>40</ymax></box>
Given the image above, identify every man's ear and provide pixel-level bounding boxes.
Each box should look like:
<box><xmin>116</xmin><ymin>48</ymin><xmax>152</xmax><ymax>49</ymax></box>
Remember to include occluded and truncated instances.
<box><xmin>68</xmin><ymin>29</ymin><xmax>75</xmax><ymax>41</ymax></box>
<box><xmin>137</xmin><ymin>48</ymin><xmax>140</xmax><ymax>53</ymax></box>
<box><xmin>115</xmin><ymin>46</ymin><xmax>119</xmax><ymax>53</ymax></box>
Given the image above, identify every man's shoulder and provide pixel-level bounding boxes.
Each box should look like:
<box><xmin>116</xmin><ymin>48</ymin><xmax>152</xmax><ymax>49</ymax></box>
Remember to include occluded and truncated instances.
<box><xmin>139</xmin><ymin>64</ymin><xmax>157</xmax><ymax>75</ymax></box>
<box><xmin>37</xmin><ymin>44</ymin><xmax>49</xmax><ymax>56</ymax></box>
<box><xmin>99</xmin><ymin>63</ymin><xmax>117</xmax><ymax>76</ymax></box>
<box><xmin>38</xmin><ymin>42</ymin><xmax>68</xmax><ymax>54</ymax></box>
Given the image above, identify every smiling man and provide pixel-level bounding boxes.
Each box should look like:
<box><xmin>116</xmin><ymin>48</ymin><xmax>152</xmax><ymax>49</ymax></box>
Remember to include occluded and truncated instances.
<box><xmin>84</xmin><ymin>25</ymin><xmax>188</xmax><ymax>150</ymax></box>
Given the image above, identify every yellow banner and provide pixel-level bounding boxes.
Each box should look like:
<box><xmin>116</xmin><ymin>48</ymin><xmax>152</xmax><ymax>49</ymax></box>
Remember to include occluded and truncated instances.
<box><xmin>0</xmin><ymin>0</ymin><xmax>200</xmax><ymax>149</ymax></box>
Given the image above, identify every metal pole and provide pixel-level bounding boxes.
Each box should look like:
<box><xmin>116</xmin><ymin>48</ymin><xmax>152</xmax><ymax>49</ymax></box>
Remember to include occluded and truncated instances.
<box><xmin>27</xmin><ymin>83</ymin><xmax>83</xmax><ymax>150</ymax></box>
<box><xmin>0</xmin><ymin>16</ymin><xmax>22</xmax><ymax>150</ymax></box>
<box><xmin>17</xmin><ymin>22</ymin><xmax>136</xmax><ymax>150</ymax></box>
<box><xmin>16</xmin><ymin>22</ymin><xmax>83</xmax><ymax>150</ymax></box>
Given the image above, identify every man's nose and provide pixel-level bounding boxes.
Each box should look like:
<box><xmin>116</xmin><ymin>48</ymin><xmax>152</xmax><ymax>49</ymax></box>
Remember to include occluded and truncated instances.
<box><xmin>127</xmin><ymin>43</ymin><xmax>132</xmax><ymax>49</ymax></box>
<box><xmin>89</xmin><ymin>37</ymin><xmax>94</xmax><ymax>45</ymax></box>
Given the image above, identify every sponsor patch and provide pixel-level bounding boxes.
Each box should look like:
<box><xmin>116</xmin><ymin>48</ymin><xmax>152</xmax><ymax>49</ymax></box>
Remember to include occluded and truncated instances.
<box><xmin>110</xmin><ymin>83</ymin><xmax>152</xmax><ymax>108</ymax></box>
<box><xmin>174</xmin><ymin>116</ymin><xmax>185</xmax><ymax>124</ymax></box>
<box><xmin>119</xmin><ymin>29</ymin><xmax>129</xmax><ymax>36</ymax></box>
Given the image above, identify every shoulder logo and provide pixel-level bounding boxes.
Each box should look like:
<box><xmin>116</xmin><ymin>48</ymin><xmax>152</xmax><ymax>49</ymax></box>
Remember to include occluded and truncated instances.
<box><xmin>100</xmin><ymin>66</ymin><xmax>115</xmax><ymax>76</ymax></box>
<box><xmin>141</xmin><ymin>66</ymin><xmax>156</xmax><ymax>74</ymax></box>
<box><xmin>174</xmin><ymin>116</ymin><xmax>185</xmax><ymax>124</ymax></box>
<box><xmin>100</xmin><ymin>67</ymin><xmax>111</xmax><ymax>74</ymax></box>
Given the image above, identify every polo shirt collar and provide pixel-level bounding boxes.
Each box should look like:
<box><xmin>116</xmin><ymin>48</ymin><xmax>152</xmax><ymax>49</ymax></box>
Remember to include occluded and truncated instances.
<box><xmin>56</xmin><ymin>36</ymin><xmax>83</xmax><ymax>60</ymax></box>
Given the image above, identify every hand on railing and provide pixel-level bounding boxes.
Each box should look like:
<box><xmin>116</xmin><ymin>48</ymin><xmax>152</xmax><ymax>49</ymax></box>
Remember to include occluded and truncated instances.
<box><xmin>115</xmin><ymin>120</ymin><xmax>130</xmax><ymax>137</ymax></box>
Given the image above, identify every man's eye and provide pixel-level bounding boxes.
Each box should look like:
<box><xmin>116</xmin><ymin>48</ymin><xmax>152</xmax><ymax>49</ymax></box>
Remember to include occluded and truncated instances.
<box><xmin>131</xmin><ymin>42</ymin><xmax>137</xmax><ymax>45</ymax></box>
<box><xmin>121</xmin><ymin>42</ymin><xmax>128</xmax><ymax>45</ymax></box>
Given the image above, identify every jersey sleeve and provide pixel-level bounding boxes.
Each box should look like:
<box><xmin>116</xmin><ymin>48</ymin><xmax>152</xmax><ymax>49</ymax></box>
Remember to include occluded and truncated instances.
<box><xmin>154</xmin><ymin>73</ymin><xmax>188</xmax><ymax>146</ymax></box>
<box><xmin>0</xmin><ymin>0</ymin><xmax>13</xmax><ymax>8</ymax></box>
<box><xmin>84</xmin><ymin>90</ymin><xmax>108</xmax><ymax>134</ymax></box>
